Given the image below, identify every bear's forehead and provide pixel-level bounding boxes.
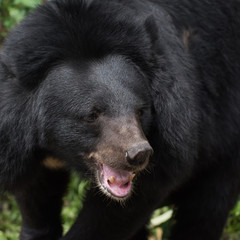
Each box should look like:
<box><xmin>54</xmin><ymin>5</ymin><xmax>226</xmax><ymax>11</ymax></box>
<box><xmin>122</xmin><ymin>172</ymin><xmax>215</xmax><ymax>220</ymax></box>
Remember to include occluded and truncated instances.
<box><xmin>89</xmin><ymin>55</ymin><xmax>141</xmax><ymax>88</ymax></box>
<box><xmin>44</xmin><ymin>55</ymin><xmax>149</xmax><ymax>111</ymax></box>
<box><xmin>47</xmin><ymin>56</ymin><xmax>148</xmax><ymax>103</ymax></box>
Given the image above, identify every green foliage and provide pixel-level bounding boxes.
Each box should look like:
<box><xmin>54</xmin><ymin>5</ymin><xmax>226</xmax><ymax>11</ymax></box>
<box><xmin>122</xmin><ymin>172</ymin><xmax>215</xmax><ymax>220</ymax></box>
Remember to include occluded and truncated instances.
<box><xmin>62</xmin><ymin>174</ymin><xmax>90</xmax><ymax>234</ymax></box>
<box><xmin>223</xmin><ymin>201</ymin><xmax>240</xmax><ymax>240</ymax></box>
<box><xmin>149</xmin><ymin>207</ymin><xmax>173</xmax><ymax>239</ymax></box>
<box><xmin>0</xmin><ymin>195</ymin><xmax>21</xmax><ymax>240</ymax></box>
<box><xmin>0</xmin><ymin>0</ymin><xmax>41</xmax><ymax>43</ymax></box>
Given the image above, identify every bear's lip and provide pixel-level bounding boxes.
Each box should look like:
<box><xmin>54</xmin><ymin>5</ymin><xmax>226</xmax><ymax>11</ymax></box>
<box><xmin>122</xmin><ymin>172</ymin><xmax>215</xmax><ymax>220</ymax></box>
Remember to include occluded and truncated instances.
<box><xmin>97</xmin><ymin>163</ymin><xmax>134</xmax><ymax>200</ymax></box>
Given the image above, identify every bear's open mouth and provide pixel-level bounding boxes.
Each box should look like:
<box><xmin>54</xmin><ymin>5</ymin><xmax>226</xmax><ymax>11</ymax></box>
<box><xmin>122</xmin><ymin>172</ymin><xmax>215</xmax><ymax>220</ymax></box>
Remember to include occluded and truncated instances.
<box><xmin>97</xmin><ymin>163</ymin><xmax>135</xmax><ymax>200</ymax></box>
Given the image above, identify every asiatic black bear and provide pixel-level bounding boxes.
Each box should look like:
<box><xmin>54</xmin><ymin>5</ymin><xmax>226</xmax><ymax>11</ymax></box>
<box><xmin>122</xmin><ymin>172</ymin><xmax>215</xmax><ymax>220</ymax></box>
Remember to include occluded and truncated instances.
<box><xmin>0</xmin><ymin>0</ymin><xmax>240</xmax><ymax>239</ymax></box>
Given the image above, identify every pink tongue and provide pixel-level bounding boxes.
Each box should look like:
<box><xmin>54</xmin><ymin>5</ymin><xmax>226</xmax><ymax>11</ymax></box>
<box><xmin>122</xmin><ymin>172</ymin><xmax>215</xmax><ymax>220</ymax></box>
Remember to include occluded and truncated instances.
<box><xmin>102</xmin><ymin>165</ymin><xmax>132</xmax><ymax>197</ymax></box>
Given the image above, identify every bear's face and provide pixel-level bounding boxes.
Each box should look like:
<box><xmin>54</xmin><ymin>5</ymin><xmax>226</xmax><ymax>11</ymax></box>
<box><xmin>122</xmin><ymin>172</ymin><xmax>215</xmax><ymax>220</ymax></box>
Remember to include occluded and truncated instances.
<box><xmin>39</xmin><ymin>56</ymin><xmax>153</xmax><ymax>200</ymax></box>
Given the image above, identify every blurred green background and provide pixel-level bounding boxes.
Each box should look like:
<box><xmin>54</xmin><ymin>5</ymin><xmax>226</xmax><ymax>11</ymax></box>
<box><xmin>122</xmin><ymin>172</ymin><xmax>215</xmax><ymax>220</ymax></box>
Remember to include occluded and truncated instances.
<box><xmin>0</xmin><ymin>1</ymin><xmax>240</xmax><ymax>239</ymax></box>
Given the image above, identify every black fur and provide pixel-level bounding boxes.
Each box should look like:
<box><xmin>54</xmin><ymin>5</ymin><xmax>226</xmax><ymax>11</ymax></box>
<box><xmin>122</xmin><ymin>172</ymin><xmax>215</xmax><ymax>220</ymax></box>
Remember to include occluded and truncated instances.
<box><xmin>0</xmin><ymin>0</ymin><xmax>240</xmax><ymax>239</ymax></box>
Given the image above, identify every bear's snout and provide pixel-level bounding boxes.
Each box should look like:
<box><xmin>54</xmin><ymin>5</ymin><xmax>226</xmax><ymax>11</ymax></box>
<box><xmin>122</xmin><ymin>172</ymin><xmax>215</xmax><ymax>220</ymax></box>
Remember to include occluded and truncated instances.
<box><xmin>88</xmin><ymin>115</ymin><xmax>153</xmax><ymax>174</ymax></box>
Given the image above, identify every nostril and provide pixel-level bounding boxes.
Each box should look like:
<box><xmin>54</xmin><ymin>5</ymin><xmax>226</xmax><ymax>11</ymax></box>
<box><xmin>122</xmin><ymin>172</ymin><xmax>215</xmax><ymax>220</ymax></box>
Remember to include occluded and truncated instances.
<box><xmin>134</xmin><ymin>151</ymin><xmax>148</xmax><ymax>164</ymax></box>
<box><xmin>126</xmin><ymin>143</ymin><xmax>153</xmax><ymax>166</ymax></box>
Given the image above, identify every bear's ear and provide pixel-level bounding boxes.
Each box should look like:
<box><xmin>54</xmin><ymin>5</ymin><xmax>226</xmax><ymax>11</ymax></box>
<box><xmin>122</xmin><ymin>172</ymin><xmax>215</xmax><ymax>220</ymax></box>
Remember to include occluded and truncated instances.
<box><xmin>0</xmin><ymin>54</ymin><xmax>17</xmax><ymax>82</ymax></box>
<box><xmin>0</xmin><ymin>45</ymin><xmax>57</xmax><ymax>89</ymax></box>
<box><xmin>144</xmin><ymin>15</ymin><xmax>199</xmax><ymax>163</ymax></box>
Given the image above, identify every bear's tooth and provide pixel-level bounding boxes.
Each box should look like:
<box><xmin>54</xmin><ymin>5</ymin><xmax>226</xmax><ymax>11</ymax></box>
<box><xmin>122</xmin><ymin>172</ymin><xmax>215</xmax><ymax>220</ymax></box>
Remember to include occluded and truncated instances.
<box><xmin>109</xmin><ymin>176</ymin><xmax>115</xmax><ymax>183</ymax></box>
<box><xmin>130</xmin><ymin>173</ymin><xmax>136</xmax><ymax>181</ymax></box>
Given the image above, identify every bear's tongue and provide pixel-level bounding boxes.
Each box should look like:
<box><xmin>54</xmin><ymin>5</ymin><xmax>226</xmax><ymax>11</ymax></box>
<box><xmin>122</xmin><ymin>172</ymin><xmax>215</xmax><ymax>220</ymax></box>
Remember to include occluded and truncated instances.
<box><xmin>101</xmin><ymin>165</ymin><xmax>133</xmax><ymax>198</ymax></box>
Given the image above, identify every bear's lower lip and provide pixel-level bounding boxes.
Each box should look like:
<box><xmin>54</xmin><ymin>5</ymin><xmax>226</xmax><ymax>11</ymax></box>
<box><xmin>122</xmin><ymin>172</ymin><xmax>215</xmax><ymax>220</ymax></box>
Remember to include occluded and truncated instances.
<box><xmin>97</xmin><ymin>164</ymin><xmax>134</xmax><ymax>199</ymax></box>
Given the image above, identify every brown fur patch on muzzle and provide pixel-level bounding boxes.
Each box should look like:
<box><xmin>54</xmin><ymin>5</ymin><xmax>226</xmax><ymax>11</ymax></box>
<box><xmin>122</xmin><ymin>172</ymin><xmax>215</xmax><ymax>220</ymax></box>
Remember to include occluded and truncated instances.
<box><xmin>88</xmin><ymin>115</ymin><xmax>152</xmax><ymax>172</ymax></box>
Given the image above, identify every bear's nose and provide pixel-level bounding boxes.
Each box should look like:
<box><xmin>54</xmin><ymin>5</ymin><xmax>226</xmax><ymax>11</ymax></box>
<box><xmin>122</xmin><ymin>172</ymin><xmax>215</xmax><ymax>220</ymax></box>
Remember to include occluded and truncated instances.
<box><xmin>126</xmin><ymin>142</ymin><xmax>153</xmax><ymax>166</ymax></box>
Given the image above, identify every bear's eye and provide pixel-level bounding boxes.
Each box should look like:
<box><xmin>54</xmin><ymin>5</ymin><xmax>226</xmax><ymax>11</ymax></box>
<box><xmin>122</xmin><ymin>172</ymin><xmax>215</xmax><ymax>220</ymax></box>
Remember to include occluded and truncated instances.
<box><xmin>84</xmin><ymin>112</ymin><xmax>99</xmax><ymax>123</ymax></box>
<box><xmin>136</xmin><ymin>109</ymin><xmax>144</xmax><ymax>118</ymax></box>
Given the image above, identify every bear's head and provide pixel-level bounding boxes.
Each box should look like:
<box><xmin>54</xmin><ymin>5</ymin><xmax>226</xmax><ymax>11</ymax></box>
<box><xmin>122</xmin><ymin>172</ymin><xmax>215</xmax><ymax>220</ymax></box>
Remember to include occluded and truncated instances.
<box><xmin>0</xmin><ymin>0</ymin><xmax>156</xmax><ymax>198</ymax></box>
<box><xmin>39</xmin><ymin>55</ymin><xmax>153</xmax><ymax>200</ymax></box>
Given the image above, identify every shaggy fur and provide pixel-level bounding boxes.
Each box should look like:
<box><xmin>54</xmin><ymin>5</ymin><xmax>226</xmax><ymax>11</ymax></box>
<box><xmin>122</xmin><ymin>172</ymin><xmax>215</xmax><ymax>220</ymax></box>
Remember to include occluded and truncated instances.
<box><xmin>0</xmin><ymin>0</ymin><xmax>240</xmax><ymax>239</ymax></box>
